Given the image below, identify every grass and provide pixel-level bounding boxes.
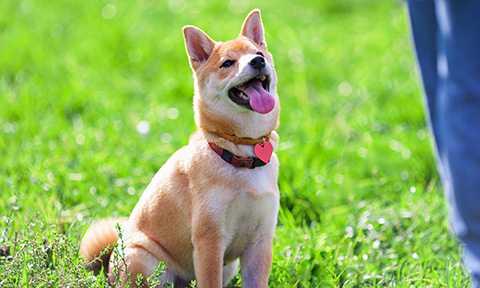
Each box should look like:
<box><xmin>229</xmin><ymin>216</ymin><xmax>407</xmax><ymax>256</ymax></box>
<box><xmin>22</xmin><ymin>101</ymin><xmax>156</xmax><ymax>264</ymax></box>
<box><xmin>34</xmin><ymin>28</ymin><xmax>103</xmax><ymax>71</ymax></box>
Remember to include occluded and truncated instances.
<box><xmin>0</xmin><ymin>0</ymin><xmax>471</xmax><ymax>287</ymax></box>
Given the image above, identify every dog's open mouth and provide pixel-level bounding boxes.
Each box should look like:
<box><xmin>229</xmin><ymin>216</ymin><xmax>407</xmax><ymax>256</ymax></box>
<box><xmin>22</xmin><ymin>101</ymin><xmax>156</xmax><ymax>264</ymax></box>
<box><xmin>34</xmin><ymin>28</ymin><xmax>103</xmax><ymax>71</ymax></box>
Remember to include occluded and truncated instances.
<box><xmin>228</xmin><ymin>74</ymin><xmax>275</xmax><ymax>114</ymax></box>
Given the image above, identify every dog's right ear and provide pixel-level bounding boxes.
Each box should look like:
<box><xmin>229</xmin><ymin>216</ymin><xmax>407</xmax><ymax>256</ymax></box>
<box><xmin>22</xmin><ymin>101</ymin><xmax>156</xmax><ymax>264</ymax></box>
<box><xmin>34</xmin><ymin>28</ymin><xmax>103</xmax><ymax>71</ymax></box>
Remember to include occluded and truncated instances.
<box><xmin>183</xmin><ymin>25</ymin><xmax>216</xmax><ymax>71</ymax></box>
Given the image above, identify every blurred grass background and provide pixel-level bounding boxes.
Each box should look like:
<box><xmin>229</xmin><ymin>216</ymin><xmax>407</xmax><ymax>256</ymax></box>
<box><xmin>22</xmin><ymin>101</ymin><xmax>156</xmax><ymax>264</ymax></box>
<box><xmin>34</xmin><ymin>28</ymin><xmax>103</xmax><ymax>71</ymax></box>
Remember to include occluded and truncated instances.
<box><xmin>0</xmin><ymin>0</ymin><xmax>471</xmax><ymax>287</ymax></box>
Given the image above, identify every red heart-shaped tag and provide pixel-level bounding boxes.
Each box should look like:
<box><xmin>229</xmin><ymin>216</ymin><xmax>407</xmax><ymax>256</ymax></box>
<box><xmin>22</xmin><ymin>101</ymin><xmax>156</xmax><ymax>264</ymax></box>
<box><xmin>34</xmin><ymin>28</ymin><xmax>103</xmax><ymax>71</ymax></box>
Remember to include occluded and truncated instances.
<box><xmin>254</xmin><ymin>141</ymin><xmax>273</xmax><ymax>164</ymax></box>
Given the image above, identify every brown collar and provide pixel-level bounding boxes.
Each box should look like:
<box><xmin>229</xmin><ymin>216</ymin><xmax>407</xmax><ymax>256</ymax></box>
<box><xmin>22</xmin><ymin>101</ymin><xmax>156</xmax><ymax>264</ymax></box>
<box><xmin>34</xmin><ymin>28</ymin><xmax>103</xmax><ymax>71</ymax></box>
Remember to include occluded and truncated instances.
<box><xmin>208</xmin><ymin>142</ymin><xmax>268</xmax><ymax>169</ymax></box>
<box><xmin>208</xmin><ymin>131</ymin><xmax>272</xmax><ymax>169</ymax></box>
<box><xmin>212</xmin><ymin>131</ymin><xmax>271</xmax><ymax>145</ymax></box>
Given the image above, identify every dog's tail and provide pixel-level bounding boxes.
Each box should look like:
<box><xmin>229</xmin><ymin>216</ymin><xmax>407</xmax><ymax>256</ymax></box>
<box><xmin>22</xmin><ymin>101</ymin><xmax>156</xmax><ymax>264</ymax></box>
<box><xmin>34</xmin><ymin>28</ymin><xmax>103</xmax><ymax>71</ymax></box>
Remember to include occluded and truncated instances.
<box><xmin>79</xmin><ymin>218</ymin><xmax>127</xmax><ymax>274</ymax></box>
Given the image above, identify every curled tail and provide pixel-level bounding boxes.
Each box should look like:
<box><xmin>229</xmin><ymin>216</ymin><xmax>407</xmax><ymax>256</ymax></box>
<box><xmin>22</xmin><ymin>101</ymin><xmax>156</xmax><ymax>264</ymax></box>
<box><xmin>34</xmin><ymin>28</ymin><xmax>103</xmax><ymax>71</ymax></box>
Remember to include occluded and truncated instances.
<box><xmin>80</xmin><ymin>218</ymin><xmax>127</xmax><ymax>274</ymax></box>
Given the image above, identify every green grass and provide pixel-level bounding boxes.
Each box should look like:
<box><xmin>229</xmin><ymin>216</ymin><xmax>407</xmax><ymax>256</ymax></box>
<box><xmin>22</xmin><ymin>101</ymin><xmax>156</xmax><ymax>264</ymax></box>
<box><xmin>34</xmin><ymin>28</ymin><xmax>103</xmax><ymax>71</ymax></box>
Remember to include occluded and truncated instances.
<box><xmin>0</xmin><ymin>0</ymin><xmax>471</xmax><ymax>287</ymax></box>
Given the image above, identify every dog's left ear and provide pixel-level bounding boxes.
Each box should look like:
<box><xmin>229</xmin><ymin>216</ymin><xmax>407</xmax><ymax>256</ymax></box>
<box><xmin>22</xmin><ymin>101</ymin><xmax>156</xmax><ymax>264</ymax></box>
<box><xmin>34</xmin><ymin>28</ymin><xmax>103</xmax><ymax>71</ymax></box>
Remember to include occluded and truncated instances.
<box><xmin>240</xmin><ymin>9</ymin><xmax>266</xmax><ymax>48</ymax></box>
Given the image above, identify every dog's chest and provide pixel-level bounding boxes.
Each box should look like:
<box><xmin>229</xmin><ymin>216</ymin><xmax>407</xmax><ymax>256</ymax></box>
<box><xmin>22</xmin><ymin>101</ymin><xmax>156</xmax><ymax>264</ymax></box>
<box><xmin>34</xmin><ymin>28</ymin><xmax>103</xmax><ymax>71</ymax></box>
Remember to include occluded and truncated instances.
<box><xmin>222</xmin><ymin>186</ymin><xmax>279</xmax><ymax>262</ymax></box>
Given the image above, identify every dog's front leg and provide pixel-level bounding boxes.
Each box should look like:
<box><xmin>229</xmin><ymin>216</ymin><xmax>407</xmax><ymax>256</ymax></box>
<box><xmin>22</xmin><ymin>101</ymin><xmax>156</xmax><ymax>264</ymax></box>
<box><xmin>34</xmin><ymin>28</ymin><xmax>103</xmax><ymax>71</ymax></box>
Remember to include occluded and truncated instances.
<box><xmin>241</xmin><ymin>236</ymin><xmax>274</xmax><ymax>288</ymax></box>
<box><xmin>192</xmin><ymin>235</ymin><xmax>223</xmax><ymax>287</ymax></box>
<box><xmin>192</xmin><ymin>213</ymin><xmax>224</xmax><ymax>288</ymax></box>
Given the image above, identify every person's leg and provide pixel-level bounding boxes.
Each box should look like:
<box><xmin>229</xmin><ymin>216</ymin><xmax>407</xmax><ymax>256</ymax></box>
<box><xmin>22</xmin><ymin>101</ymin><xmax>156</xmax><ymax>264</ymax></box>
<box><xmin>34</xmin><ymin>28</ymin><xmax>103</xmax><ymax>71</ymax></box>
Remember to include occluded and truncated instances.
<box><xmin>408</xmin><ymin>0</ymin><xmax>480</xmax><ymax>285</ymax></box>
<box><xmin>435</xmin><ymin>0</ymin><xmax>480</xmax><ymax>286</ymax></box>
<box><xmin>406</xmin><ymin>0</ymin><xmax>439</xmax><ymax>141</ymax></box>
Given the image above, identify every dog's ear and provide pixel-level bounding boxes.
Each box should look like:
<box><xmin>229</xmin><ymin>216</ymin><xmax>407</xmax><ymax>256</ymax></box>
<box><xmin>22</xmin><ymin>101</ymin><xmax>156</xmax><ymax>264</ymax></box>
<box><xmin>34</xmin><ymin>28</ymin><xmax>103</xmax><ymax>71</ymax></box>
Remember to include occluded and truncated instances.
<box><xmin>240</xmin><ymin>9</ymin><xmax>266</xmax><ymax>48</ymax></box>
<box><xmin>183</xmin><ymin>25</ymin><xmax>216</xmax><ymax>71</ymax></box>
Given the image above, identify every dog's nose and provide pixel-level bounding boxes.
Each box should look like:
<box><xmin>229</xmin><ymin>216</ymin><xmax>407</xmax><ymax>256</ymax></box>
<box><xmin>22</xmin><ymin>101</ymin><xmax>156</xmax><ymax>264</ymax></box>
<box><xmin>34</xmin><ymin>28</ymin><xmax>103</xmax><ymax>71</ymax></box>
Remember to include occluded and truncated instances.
<box><xmin>249</xmin><ymin>56</ymin><xmax>265</xmax><ymax>70</ymax></box>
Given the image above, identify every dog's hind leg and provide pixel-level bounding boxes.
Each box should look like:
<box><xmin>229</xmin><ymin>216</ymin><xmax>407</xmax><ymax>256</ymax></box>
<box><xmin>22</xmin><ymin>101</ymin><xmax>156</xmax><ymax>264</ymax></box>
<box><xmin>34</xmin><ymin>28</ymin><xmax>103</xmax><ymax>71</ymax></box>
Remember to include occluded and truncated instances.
<box><xmin>109</xmin><ymin>246</ymin><xmax>176</xmax><ymax>288</ymax></box>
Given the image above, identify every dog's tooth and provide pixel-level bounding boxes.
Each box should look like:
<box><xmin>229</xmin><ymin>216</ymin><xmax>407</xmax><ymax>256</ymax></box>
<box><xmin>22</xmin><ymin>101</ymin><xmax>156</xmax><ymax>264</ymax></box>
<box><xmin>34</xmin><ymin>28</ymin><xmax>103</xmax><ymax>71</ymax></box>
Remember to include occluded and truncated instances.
<box><xmin>239</xmin><ymin>91</ymin><xmax>248</xmax><ymax>100</ymax></box>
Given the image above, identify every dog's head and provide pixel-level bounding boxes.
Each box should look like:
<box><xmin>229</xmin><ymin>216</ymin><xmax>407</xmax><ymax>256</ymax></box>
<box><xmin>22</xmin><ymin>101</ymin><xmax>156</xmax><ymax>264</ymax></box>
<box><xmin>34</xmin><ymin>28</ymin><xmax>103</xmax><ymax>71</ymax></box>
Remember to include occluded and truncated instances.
<box><xmin>183</xmin><ymin>9</ymin><xmax>280</xmax><ymax>138</ymax></box>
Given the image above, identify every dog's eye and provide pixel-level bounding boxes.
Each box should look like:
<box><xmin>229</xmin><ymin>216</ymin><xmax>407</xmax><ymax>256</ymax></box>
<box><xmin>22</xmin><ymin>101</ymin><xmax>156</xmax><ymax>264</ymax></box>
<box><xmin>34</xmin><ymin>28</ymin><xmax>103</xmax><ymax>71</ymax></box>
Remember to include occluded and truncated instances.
<box><xmin>220</xmin><ymin>60</ymin><xmax>235</xmax><ymax>68</ymax></box>
<box><xmin>256</xmin><ymin>52</ymin><xmax>264</xmax><ymax>57</ymax></box>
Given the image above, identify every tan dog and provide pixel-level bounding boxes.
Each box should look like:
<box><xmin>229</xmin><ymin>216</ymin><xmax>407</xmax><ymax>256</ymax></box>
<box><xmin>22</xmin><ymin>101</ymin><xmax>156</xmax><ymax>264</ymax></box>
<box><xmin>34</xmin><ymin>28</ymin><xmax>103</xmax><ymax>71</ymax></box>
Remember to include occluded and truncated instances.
<box><xmin>80</xmin><ymin>9</ymin><xmax>280</xmax><ymax>288</ymax></box>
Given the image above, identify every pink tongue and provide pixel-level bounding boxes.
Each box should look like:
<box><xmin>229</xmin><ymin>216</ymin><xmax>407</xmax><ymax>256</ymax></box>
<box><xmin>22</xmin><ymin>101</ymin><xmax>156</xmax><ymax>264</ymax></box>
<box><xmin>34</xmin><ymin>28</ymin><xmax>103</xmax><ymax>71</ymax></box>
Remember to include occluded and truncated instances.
<box><xmin>244</xmin><ymin>80</ymin><xmax>275</xmax><ymax>114</ymax></box>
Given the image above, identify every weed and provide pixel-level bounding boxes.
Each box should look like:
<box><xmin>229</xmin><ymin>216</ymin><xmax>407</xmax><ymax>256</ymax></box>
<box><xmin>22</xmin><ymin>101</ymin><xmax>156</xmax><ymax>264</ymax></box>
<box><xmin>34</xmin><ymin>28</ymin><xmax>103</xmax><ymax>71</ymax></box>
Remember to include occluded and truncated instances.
<box><xmin>0</xmin><ymin>210</ymin><xmax>104</xmax><ymax>287</ymax></box>
<box><xmin>110</xmin><ymin>223</ymin><xmax>132</xmax><ymax>287</ymax></box>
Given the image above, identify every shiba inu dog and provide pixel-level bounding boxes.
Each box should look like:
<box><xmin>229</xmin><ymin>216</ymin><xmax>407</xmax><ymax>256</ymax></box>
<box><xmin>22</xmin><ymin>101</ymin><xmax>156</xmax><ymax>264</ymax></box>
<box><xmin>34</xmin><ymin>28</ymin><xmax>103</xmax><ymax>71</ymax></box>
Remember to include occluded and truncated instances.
<box><xmin>80</xmin><ymin>9</ymin><xmax>280</xmax><ymax>288</ymax></box>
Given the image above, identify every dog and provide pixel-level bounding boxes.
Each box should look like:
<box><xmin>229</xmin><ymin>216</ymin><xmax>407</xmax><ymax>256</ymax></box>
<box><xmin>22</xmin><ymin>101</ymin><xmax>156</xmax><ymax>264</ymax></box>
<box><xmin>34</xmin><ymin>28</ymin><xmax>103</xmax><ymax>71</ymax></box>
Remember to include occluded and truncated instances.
<box><xmin>80</xmin><ymin>9</ymin><xmax>280</xmax><ymax>288</ymax></box>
